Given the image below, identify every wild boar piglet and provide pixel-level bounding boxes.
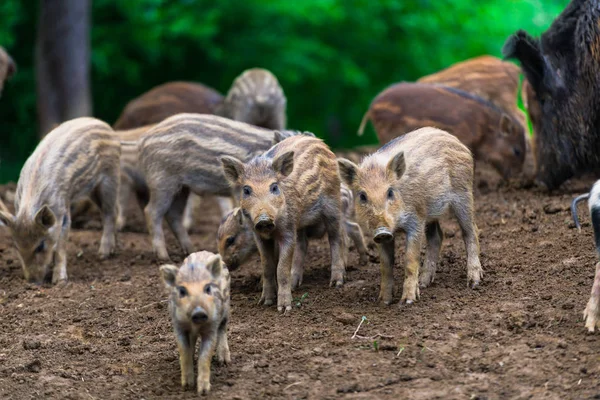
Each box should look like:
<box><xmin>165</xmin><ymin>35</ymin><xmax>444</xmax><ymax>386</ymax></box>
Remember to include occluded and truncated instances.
<box><xmin>0</xmin><ymin>117</ymin><xmax>120</xmax><ymax>284</ymax></box>
<box><xmin>160</xmin><ymin>251</ymin><xmax>231</xmax><ymax>395</ymax></box>
<box><xmin>138</xmin><ymin>113</ymin><xmax>309</xmax><ymax>261</ymax></box>
<box><xmin>217</xmin><ymin>183</ymin><xmax>369</xmax><ymax>274</ymax></box>
<box><xmin>338</xmin><ymin>127</ymin><xmax>483</xmax><ymax>305</ymax></box>
<box><xmin>217</xmin><ymin>68</ymin><xmax>287</xmax><ymax>130</ymax></box>
<box><xmin>571</xmin><ymin>180</ymin><xmax>600</xmax><ymax>332</ymax></box>
<box><xmin>221</xmin><ymin>135</ymin><xmax>346</xmax><ymax>312</ymax></box>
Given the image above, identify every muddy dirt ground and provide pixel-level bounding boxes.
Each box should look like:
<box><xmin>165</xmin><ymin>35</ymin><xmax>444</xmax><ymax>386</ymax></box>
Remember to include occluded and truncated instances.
<box><xmin>1</xmin><ymin>159</ymin><xmax>600</xmax><ymax>400</ymax></box>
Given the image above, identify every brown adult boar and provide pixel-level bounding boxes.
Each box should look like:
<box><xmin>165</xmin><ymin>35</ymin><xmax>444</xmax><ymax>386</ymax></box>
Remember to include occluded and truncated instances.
<box><xmin>338</xmin><ymin>127</ymin><xmax>483</xmax><ymax>305</ymax></box>
<box><xmin>417</xmin><ymin>55</ymin><xmax>527</xmax><ymax>130</ymax></box>
<box><xmin>0</xmin><ymin>46</ymin><xmax>16</xmax><ymax>96</ymax></box>
<box><xmin>160</xmin><ymin>251</ymin><xmax>230</xmax><ymax>394</ymax></box>
<box><xmin>113</xmin><ymin>81</ymin><xmax>223</xmax><ymax>130</ymax></box>
<box><xmin>217</xmin><ymin>68</ymin><xmax>287</xmax><ymax>130</ymax></box>
<box><xmin>216</xmin><ymin>184</ymin><xmax>369</xmax><ymax>273</ymax></box>
<box><xmin>138</xmin><ymin>113</ymin><xmax>308</xmax><ymax>261</ymax></box>
<box><xmin>503</xmin><ymin>0</ymin><xmax>600</xmax><ymax>189</ymax></box>
<box><xmin>0</xmin><ymin>117</ymin><xmax>120</xmax><ymax>284</ymax></box>
<box><xmin>221</xmin><ymin>135</ymin><xmax>346</xmax><ymax>312</ymax></box>
<box><xmin>358</xmin><ymin>82</ymin><xmax>526</xmax><ymax>179</ymax></box>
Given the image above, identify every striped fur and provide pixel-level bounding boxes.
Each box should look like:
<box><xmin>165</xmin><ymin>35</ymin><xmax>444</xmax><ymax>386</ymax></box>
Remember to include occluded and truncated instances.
<box><xmin>0</xmin><ymin>117</ymin><xmax>121</xmax><ymax>284</ymax></box>
<box><xmin>416</xmin><ymin>55</ymin><xmax>527</xmax><ymax>131</ymax></box>
<box><xmin>113</xmin><ymin>81</ymin><xmax>224</xmax><ymax>130</ymax></box>
<box><xmin>217</xmin><ymin>183</ymin><xmax>369</xmax><ymax>271</ymax></box>
<box><xmin>338</xmin><ymin>127</ymin><xmax>483</xmax><ymax>306</ymax></box>
<box><xmin>0</xmin><ymin>46</ymin><xmax>16</xmax><ymax>96</ymax></box>
<box><xmin>220</xmin><ymin>135</ymin><xmax>346</xmax><ymax>312</ymax></box>
<box><xmin>358</xmin><ymin>82</ymin><xmax>526</xmax><ymax>180</ymax></box>
<box><xmin>159</xmin><ymin>251</ymin><xmax>230</xmax><ymax>394</ymax></box>
<box><xmin>138</xmin><ymin>113</ymin><xmax>307</xmax><ymax>261</ymax></box>
<box><xmin>217</xmin><ymin>68</ymin><xmax>287</xmax><ymax>130</ymax></box>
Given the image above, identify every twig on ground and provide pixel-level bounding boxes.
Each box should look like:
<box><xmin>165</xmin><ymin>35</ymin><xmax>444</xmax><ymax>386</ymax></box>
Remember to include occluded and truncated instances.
<box><xmin>284</xmin><ymin>382</ymin><xmax>303</xmax><ymax>391</ymax></box>
<box><xmin>354</xmin><ymin>333</ymin><xmax>394</xmax><ymax>340</ymax></box>
<box><xmin>351</xmin><ymin>316</ymin><xmax>367</xmax><ymax>339</ymax></box>
<box><xmin>116</xmin><ymin>299</ymin><xmax>168</xmax><ymax>312</ymax></box>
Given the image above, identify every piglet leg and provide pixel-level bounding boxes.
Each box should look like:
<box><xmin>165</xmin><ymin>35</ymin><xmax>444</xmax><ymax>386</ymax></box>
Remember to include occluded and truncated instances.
<box><xmin>584</xmin><ymin>262</ymin><xmax>600</xmax><ymax>332</ymax></box>
<box><xmin>197</xmin><ymin>331</ymin><xmax>217</xmax><ymax>395</ymax></box>
<box><xmin>52</xmin><ymin>215</ymin><xmax>70</xmax><ymax>284</ymax></box>
<box><xmin>402</xmin><ymin>229</ymin><xmax>423</xmax><ymax>304</ymax></box>
<box><xmin>291</xmin><ymin>229</ymin><xmax>308</xmax><ymax>290</ymax></box>
<box><xmin>277</xmin><ymin>234</ymin><xmax>295</xmax><ymax>313</ymax></box>
<box><xmin>377</xmin><ymin>240</ymin><xmax>395</xmax><ymax>305</ymax></box>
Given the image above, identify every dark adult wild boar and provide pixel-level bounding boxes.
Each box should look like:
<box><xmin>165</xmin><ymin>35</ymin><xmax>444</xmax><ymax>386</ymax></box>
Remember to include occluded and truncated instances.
<box><xmin>221</xmin><ymin>135</ymin><xmax>346</xmax><ymax>312</ymax></box>
<box><xmin>503</xmin><ymin>0</ymin><xmax>600</xmax><ymax>189</ymax></box>
<box><xmin>417</xmin><ymin>55</ymin><xmax>527</xmax><ymax>131</ymax></box>
<box><xmin>0</xmin><ymin>118</ymin><xmax>120</xmax><ymax>284</ymax></box>
<box><xmin>358</xmin><ymin>82</ymin><xmax>526</xmax><ymax>179</ymax></box>
<box><xmin>0</xmin><ymin>46</ymin><xmax>16</xmax><ymax>96</ymax></box>
<box><xmin>138</xmin><ymin>114</ymin><xmax>307</xmax><ymax>261</ymax></box>
<box><xmin>217</xmin><ymin>68</ymin><xmax>287</xmax><ymax>130</ymax></box>
<box><xmin>113</xmin><ymin>81</ymin><xmax>223</xmax><ymax>130</ymax></box>
<box><xmin>338</xmin><ymin>127</ymin><xmax>483</xmax><ymax>305</ymax></box>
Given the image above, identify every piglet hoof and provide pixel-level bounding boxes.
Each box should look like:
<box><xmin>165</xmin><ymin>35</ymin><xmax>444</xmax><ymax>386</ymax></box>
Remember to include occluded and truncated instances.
<box><xmin>278</xmin><ymin>305</ymin><xmax>293</xmax><ymax>314</ymax></box>
<box><xmin>329</xmin><ymin>271</ymin><xmax>345</xmax><ymax>288</ymax></box>
<box><xmin>377</xmin><ymin>292</ymin><xmax>393</xmax><ymax>306</ymax></box>
<box><xmin>197</xmin><ymin>379</ymin><xmax>211</xmax><ymax>396</ymax></box>
<box><xmin>53</xmin><ymin>278</ymin><xmax>69</xmax><ymax>288</ymax></box>
<box><xmin>419</xmin><ymin>273</ymin><xmax>435</xmax><ymax>289</ymax></box>
<box><xmin>216</xmin><ymin>346</ymin><xmax>231</xmax><ymax>365</ymax></box>
<box><xmin>583</xmin><ymin>302</ymin><xmax>600</xmax><ymax>333</ymax></box>
<box><xmin>258</xmin><ymin>296</ymin><xmax>274</xmax><ymax>307</ymax></box>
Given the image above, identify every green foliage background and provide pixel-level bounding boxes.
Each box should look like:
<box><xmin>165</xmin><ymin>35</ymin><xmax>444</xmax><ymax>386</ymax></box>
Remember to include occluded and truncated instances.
<box><xmin>0</xmin><ymin>0</ymin><xmax>569</xmax><ymax>183</ymax></box>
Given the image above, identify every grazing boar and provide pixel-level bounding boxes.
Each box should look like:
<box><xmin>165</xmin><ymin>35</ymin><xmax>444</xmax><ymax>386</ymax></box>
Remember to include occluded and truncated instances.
<box><xmin>0</xmin><ymin>46</ymin><xmax>16</xmax><ymax>95</ymax></box>
<box><xmin>138</xmin><ymin>113</ymin><xmax>309</xmax><ymax>261</ymax></box>
<box><xmin>338</xmin><ymin>127</ymin><xmax>483</xmax><ymax>305</ymax></box>
<box><xmin>220</xmin><ymin>135</ymin><xmax>346</xmax><ymax>312</ymax></box>
<box><xmin>357</xmin><ymin>82</ymin><xmax>526</xmax><ymax>179</ymax></box>
<box><xmin>502</xmin><ymin>0</ymin><xmax>600</xmax><ymax>189</ymax></box>
<box><xmin>216</xmin><ymin>184</ymin><xmax>369</xmax><ymax>272</ymax></box>
<box><xmin>571</xmin><ymin>180</ymin><xmax>600</xmax><ymax>332</ymax></box>
<box><xmin>113</xmin><ymin>81</ymin><xmax>223</xmax><ymax>130</ymax></box>
<box><xmin>0</xmin><ymin>117</ymin><xmax>120</xmax><ymax>284</ymax></box>
<box><xmin>417</xmin><ymin>55</ymin><xmax>527</xmax><ymax>131</ymax></box>
<box><xmin>160</xmin><ymin>251</ymin><xmax>230</xmax><ymax>394</ymax></box>
<box><xmin>217</xmin><ymin>68</ymin><xmax>287</xmax><ymax>130</ymax></box>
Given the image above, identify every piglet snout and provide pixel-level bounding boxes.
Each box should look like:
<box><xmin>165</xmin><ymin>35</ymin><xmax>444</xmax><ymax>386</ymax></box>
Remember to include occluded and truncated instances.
<box><xmin>191</xmin><ymin>307</ymin><xmax>208</xmax><ymax>324</ymax></box>
<box><xmin>373</xmin><ymin>227</ymin><xmax>393</xmax><ymax>244</ymax></box>
<box><xmin>255</xmin><ymin>214</ymin><xmax>275</xmax><ymax>233</ymax></box>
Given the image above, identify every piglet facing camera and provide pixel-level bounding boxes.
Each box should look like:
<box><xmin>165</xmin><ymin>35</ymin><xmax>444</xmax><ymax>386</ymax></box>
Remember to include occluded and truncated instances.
<box><xmin>160</xmin><ymin>251</ymin><xmax>231</xmax><ymax>395</ymax></box>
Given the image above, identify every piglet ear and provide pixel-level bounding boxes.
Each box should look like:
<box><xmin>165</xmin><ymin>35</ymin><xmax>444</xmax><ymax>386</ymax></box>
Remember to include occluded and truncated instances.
<box><xmin>220</xmin><ymin>156</ymin><xmax>245</xmax><ymax>185</ymax></box>
<box><xmin>233</xmin><ymin>207</ymin><xmax>243</xmax><ymax>226</ymax></box>
<box><xmin>499</xmin><ymin>114</ymin><xmax>512</xmax><ymax>137</ymax></box>
<box><xmin>273</xmin><ymin>130</ymin><xmax>287</xmax><ymax>144</ymax></box>
<box><xmin>386</xmin><ymin>152</ymin><xmax>406</xmax><ymax>180</ymax></box>
<box><xmin>159</xmin><ymin>264</ymin><xmax>179</xmax><ymax>288</ymax></box>
<box><xmin>205</xmin><ymin>253</ymin><xmax>223</xmax><ymax>279</ymax></box>
<box><xmin>0</xmin><ymin>210</ymin><xmax>15</xmax><ymax>229</ymax></box>
<box><xmin>272</xmin><ymin>151</ymin><xmax>294</xmax><ymax>177</ymax></box>
<box><xmin>35</xmin><ymin>205</ymin><xmax>56</xmax><ymax>229</ymax></box>
<box><xmin>337</xmin><ymin>158</ymin><xmax>359</xmax><ymax>188</ymax></box>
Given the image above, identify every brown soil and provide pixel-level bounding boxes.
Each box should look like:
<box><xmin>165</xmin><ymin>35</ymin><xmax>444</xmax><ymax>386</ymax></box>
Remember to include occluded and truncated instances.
<box><xmin>1</xmin><ymin>160</ymin><xmax>600</xmax><ymax>400</ymax></box>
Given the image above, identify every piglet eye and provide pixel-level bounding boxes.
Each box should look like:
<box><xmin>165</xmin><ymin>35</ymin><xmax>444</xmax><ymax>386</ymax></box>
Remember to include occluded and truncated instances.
<box><xmin>387</xmin><ymin>188</ymin><xmax>394</xmax><ymax>200</ymax></box>
<box><xmin>243</xmin><ymin>186</ymin><xmax>252</xmax><ymax>197</ymax></box>
<box><xmin>513</xmin><ymin>147</ymin><xmax>522</xmax><ymax>157</ymax></box>
<box><xmin>204</xmin><ymin>284</ymin><xmax>212</xmax><ymax>295</ymax></box>
<box><xmin>225</xmin><ymin>236</ymin><xmax>235</xmax><ymax>247</ymax></box>
<box><xmin>358</xmin><ymin>191</ymin><xmax>368</xmax><ymax>204</ymax></box>
<box><xmin>270</xmin><ymin>183</ymin><xmax>280</xmax><ymax>195</ymax></box>
<box><xmin>178</xmin><ymin>286</ymin><xmax>188</xmax><ymax>297</ymax></box>
<box><xmin>34</xmin><ymin>241</ymin><xmax>45</xmax><ymax>254</ymax></box>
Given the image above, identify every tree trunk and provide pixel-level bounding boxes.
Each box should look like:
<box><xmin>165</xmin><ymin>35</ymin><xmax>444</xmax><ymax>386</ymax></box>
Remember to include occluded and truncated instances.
<box><xmin>36</xmin><ymin>0</ymin><xmax>92</xmax><ymax>137</ymax></box>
